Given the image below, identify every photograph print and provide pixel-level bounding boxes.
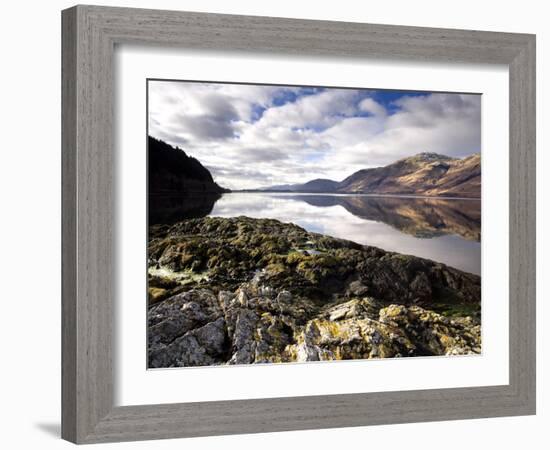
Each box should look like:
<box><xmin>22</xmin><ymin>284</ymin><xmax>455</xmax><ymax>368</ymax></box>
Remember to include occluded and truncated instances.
<box><xmin>147</xmin><ymin>80</ymin><xmax>482</xmax><ymax>368</ymax></box>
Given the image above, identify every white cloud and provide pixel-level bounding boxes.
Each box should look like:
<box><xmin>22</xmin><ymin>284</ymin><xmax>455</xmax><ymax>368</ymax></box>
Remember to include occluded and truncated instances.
<box><xmin>148</xmin><ymin>81</ymin><xmax>481</xmax><ymax>190</ymax></box>
<box><xmin>358</xmin><ymin>98</ymin><xmax>387</xmax><ymax>117</ymax></box>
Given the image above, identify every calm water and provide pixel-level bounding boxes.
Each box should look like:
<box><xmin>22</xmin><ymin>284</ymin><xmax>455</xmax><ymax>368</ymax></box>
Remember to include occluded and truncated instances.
<box><xmin>207</xmin><ymin>193</ymin><xmax>481</xmax><ymax>275</ymax></box>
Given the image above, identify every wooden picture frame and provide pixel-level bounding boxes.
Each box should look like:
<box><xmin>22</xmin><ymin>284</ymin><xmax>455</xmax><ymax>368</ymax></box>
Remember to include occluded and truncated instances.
<box><xmin>61</xmin><ymin>5</ymin><xmax>536</xmax><ymax>443</ymax></box>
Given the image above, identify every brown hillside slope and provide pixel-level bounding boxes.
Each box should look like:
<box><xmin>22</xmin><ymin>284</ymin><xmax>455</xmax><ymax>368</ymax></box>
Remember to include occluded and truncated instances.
<box><xmin>338</xmin><ymin>152</ymin><xmax>480</xmax><ymax>198</ymax></box>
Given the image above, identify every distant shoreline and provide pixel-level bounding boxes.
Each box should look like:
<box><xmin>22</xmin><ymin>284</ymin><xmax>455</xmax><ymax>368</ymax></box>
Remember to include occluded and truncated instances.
<box><xmin>225</xmin><ymin>191</ymin><xmax>481</xmax><ymax>201</ymax></box>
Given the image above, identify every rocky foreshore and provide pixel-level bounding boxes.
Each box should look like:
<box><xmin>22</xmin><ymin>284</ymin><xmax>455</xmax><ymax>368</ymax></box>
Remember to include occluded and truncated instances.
<box><xmin>148</xmin><ymin>216</ymin><xmax>481</xmax><ymax>367</ymax></box>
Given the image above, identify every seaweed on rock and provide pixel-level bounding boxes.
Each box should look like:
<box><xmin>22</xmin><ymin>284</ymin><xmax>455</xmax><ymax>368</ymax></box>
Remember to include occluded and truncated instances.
<box><xmin>147</xmin><ymin>217</ymin><xmax>481</xmax><ymax>367</ymax></box>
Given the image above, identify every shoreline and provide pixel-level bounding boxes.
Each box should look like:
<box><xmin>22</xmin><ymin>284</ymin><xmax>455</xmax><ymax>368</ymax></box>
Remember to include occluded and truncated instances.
<box><xmin>227</xmin><ymin>191</ymin><xmax>481</xmax><ymax>201</ymax></box>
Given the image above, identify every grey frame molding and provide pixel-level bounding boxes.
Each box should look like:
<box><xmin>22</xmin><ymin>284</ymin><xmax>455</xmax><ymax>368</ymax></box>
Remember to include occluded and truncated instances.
<box><xmin>62</xmin><ymin>5</ymin><xmax>536</xmax><ymax>444</ymax></box>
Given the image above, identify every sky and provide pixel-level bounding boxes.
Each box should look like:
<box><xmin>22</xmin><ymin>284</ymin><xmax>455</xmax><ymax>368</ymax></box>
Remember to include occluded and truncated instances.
<box><xmin>148</xmin><ymin>80</ymin><xmax>481</xmax><ymax>190</ymax></box>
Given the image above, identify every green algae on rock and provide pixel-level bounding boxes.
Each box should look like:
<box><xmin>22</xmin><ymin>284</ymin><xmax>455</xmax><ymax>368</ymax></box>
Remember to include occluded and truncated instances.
<box><xmin>147</xmin><ymin>217</ymin><xmax>481</xmax><ymax>367</ymax></box>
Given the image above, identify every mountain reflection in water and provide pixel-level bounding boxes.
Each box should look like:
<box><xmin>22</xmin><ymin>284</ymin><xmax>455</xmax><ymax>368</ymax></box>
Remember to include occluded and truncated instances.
<box><xmin>149</xmin><ymin>192</ymin><xmax>481</xmax><ymax>275</ymax></box>
<box><xmin>291</xmin><ymin>194</ymin><xmax>480</xmax><ymax>242</ymax></box>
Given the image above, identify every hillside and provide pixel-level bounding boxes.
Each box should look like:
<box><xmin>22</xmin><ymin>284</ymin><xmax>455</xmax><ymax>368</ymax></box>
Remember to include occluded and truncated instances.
<box><xmin>259</xmin><ymin>152</ymin><xmax>481</xmax><ymax>198</ymax></box>
<box><xmin>263</xmin><ymin>178</ymin><xmax>339</xmax><ymax>193</ymax></box>
<box><xmin>148</xmin><ymin>136</ymin><xmax>225</xmax><ymax>194</ymax></box>
<box><xmin>337</xmin><ymin>152</ymin><xmax>480</xmax><ymax>197</ymax></box>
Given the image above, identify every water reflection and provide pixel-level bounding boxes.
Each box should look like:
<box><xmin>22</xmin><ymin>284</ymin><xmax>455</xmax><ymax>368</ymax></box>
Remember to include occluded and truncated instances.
<box><xmin>149</xmin><ymin>193</ymin><xmax>220</xmax><ymax>225</ymax></box>
<box><xmin>293</xmin><ymin>195</ymin><xmax>480</xmax><ymax>241</ymax></box>
<box><xmin>209</xmin><ymin>193</ymin><xmax>481</xmax><ymax>275</ymax></box>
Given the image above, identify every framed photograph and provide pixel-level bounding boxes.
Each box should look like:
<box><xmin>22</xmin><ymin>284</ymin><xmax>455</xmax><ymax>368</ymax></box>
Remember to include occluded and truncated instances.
<box><xmin>62</xmin><ymin>5</ymin><xmax>536</xmax><ymax>444</ymax></box>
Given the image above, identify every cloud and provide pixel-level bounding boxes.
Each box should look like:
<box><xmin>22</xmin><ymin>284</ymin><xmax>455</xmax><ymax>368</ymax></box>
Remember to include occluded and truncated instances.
<box><xmin>148</xmin><ymin>81</ymin><xmax>481</xmax><ymax>190</ymax></box>
<box><xmin>236</xmin><ymin>147</ymin><xmax>288</xmax><ymax>163</ymax></box>
<box><xmin>358</xmin><ymin>98</ymin><xmax>387</xmax><ymax>117</ymax></box>
<box><xmin>174</xmin><ymin>113</ymin><xmax>236</xmax><ymax>140</ymax></box>
<box><xmin>255</xmin><ymin>89</ymin><xmax>360</xmax><ymax>130</ymax></box>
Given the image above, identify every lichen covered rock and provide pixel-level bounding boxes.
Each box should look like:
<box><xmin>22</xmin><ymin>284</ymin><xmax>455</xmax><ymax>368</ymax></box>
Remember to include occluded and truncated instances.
<box><xmin>148</xmin><ymin>289</ymin><xmax>480</xmax><ymax>367</ymax></box>
<box><xmin>147</xmin><ymin>217</ymin><xmax>481</xmax><ymax>367</ymax></box>
<box><xmin>148</xmin><ymin>216</ymin><xmax>480</xmax><ymax>306</ymax></box>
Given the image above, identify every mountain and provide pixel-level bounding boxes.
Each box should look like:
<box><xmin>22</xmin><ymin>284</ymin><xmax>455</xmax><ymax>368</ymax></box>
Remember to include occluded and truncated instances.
<box><xmin>338</xmin><ymin>152</ymin><xmax>480</xmax><ymax>197</ymax></box>
<box><xmin>298</xmin><ymin>178</ymin><xmax>340</xmax><ymax>192</ymax></box>
<box><xmin>148</xmin><ymin>136</ymin><xmax>226</xmax><ymax>194</ymax></box>
<box><xmin>420</xmin><ymin>153</ymin><xmax>480</xmax><ymax>198</ymax></box>
<box><xmin>261</xmin><ymin>178</ymin><xmax>339</xmax><ymax>193</ymax></box>
<box><xmin>259</xmin><ymin>152</ymin><xmax>480</xmax><ymax>198</ymax></box>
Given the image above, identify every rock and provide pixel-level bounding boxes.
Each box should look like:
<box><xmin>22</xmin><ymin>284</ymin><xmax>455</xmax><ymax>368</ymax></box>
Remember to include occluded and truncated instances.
<box><xmin>148</xmin><ymin>285</ymin><xmax>481</xmax><ymax>366</ymax></box>
<box><xmin>228</xmin><ymin>309</ymin><xmax>258</xmax><ymax>365</ymax></box>
<box><xmin>218</xmin><ymin>290</ymin><xmax>233</xmax><ymax>310</ymax></box>
<box><xmin>148</xmin><ymin>287</ymin><xmax>169</xmax><ymax>305</ymax></box>
<box><xmin>253</xmin><ymin>313</ymin><xmax>294</xmax><ymax>363</ymax></box>
<box><xmin>236</xmin><ymin>290</ymin><xmax>248</xmax><ymax>308</ymax></box>
<box><xmin>276</xmin><ymin>290</ymin><xmax>292</xmax><ymax>304</ymax></box>
<box><xmin>192</xmin><ymin>317</ymin><xmax>227</xmax><ymax>356</ymax></box>
<box><xmin>293</xmin><ymin>322</ymin><xmax>321</xmax><ymax>362</ymax></box>
<box><xmin>379</xmin><ymin>304</ymin><xmax>480</xmax><ymax>355</ymax></box>
<box><xmin>146</xmin><ymin>217</ymin><xmax>482</xmax><ymax>367</ymax></box>
<box><xmin>289</xmin><ymin>312</ymin><xmax>414</xmax><ymax>361</ymax></box>
<box><xmin>325</xmin><ymin>297</ymin><xmax>380</xmax><ymax>321</ymax></box>
<box><xmin>161</xmin><ymin>334</ymin><xmax>215</xmax><ymax>367</ymax></box>
<box><xmin>409</xmin><ymin>272</ymin><xmax>432</xmax><ymax>301</ymax></box>
<box><xmin>148</xmin><ymin>217</ymin><xmax>480</xmax><ymax>307</ymax></box>
<box><xmin>294</xmin><ymin>342</ymin><xmax>321</xmax><ymax>362</ymax></box>
<box><xmin>348</xmin><ymin>280</ymin><xmax>369</xmax><ymax>297</ymax></box>
<box><xmin>147</xmin><ymin>290</ymin><xmax>223</xmax><ymax>363</ymax></box>
<box><xmin>149</xmin><ymin>317</ymin><xmax>227</xmax><ymax>368</ymax></box>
